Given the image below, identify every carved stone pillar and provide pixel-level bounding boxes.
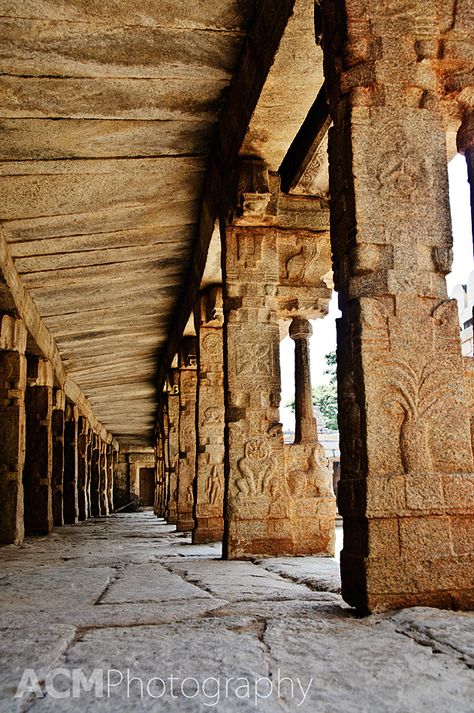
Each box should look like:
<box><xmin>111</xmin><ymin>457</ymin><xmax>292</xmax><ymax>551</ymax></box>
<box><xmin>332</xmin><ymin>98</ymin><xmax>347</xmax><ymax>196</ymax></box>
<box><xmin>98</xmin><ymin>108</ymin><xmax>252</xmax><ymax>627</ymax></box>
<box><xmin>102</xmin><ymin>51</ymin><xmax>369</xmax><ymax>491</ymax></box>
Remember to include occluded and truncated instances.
<box><xmin>85</xmin><ymin>424</ymin><xmax>93</xmax><ymax>517</ymax></box>
<box><xmin>322</xmin><ymin>0</ymin><xmax>474</xmax><ymax>611</ymax></box>
<box><xmin>52</xmin><ymin>388</ymin><xmax>65</xmax><ymax>527</ymax></box>
<box><xmin>63</xmin><ymin>401</ymin><xmax>78</xmax><ymax>524</ymax></box>
<box><xmin>77</xmin><ymin>416</ymin><xmax>89</xmax><ymax>521</ymax></box>
<box><xmin>193</xmin><ymin>288</ymin><xmax>225</xmax><ymax>544</ymax></box>
<box><xmin>176</xmin><ymin>338</ymin><xmax>197</xmax><ymax>532</ymax></box>
<box><xmin>154</xmin><ymin>428</ymin><xmax>165</xmax><ymax>517</ymax></box>
<box><xmin>99</xmin><ymin>440</ymin><xmax>109</xmax><ymax>516</ymax></box>
<box><xmin>114</xmin><ymin>449</ymin><xmax>129</xmax><ymax>510</ymax></box>
<box><xmin>0</xmin><ymin>315</ymin><xmax>27</xmax><ymax>544</ymax></box>
<box><xmin>165</xmin><ymin>371</ymin><xmax>180</xmax><ymax>525</ymax></box>
<box><xmin>90</xmin><ymin>433</ymin><xmax>101</xmax><ymax>517</ymax></box>
<box><xmin>107</xmin><ymin>445</ymin><xmax>115</xmax><ymax>514</ymax></box>
<box><xmin>24</xmin><ymin>357</ymin><xmax>54</xmax><ymax>535</ymax></box>
<box><xmin>458</xmin><ymin>113</ymin><xmax>474</xmax><ymax>243</ymax></box>
<box><xmin>289</xmin><ymin>318</ymin><xmax>317</xmax><ymax>444</ymax></box>
<box><xmin>222</xmin><ymin>222</ymin><xmax>335</xmax><ymax>558</ymax></box>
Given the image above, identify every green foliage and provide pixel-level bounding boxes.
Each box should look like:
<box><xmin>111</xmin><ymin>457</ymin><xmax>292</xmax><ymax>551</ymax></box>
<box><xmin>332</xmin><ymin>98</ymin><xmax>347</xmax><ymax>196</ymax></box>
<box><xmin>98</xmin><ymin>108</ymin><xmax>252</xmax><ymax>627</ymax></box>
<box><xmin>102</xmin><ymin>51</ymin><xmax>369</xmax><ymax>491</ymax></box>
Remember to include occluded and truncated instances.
<box><xmin>312</xmin><ymin>383</ymin><xmax>338</xmax><ymax>430</ymax></box>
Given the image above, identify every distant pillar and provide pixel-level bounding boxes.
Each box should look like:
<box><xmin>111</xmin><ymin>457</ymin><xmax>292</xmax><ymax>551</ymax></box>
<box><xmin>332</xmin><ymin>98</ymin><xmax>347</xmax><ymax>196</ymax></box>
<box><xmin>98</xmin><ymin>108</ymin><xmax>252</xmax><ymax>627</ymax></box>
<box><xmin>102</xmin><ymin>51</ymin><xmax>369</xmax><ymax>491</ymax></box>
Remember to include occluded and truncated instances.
<box><xmin>289</xmin><ymin>318</ymin><xmax>317</xmax><ymax>444</ymax></box>
<box><xmin>0</xmin><ymin>315</ymin><xmax>27</xmax><ymax>544</ymax></box>
<box><xmin>193</xmin><ymin>288</ymin><xmax>225</xmax><ymax>544</ymax></box>
<box><xmin>457</xmin><ymin>113</ymin><xmax>474</xmax><ymax>243</ymax></box>
<box><xmin>90</xmin><ymin>433</ymin><xmax>100</xmax><ymax>517</ymax></box>
<box><xmin>176</xmin><ymin>338</ymin><xmax>198</xmax><ymax>532</ymax></box>
<box><xmin>165</xmin><ymin>371</ymin><xmax>180</xmax><ymax>525</ymax></box>
<box><xmin>77</xmin><ymin>416</ymin><xmax>90</xmax><ymax>521</ymax></box>
<box><xmin>63</xmin><ymin>401</ymin><xmax>79</xmax><ymax>524</ymax></box>
<box><xmin>52</xmin><ymin>388</ymin><xmax>66</xmax><ymax>527</ymax></box>
<box><xmin>24</xmin><ymin>356</ymin><xmax>54</xmax><ymax>535</ymax></box>
<box><xmin>99</xmin><ymin>440</ymin><xmax>109</xmax><ymax>516</ymax></box>
<box><xmin>107</xmin><ymin>443</ymin><xmax>115</xmax><ymax>513</ymax></box>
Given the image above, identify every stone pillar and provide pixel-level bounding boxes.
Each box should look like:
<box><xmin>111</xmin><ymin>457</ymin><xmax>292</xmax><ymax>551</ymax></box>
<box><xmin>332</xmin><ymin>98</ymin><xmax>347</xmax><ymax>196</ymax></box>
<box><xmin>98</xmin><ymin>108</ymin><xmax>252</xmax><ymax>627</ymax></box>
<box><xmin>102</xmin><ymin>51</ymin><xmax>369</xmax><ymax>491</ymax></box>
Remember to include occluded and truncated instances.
<box><xmin>99</xmin><ymin>440</ymin><xmax>109</xmax><ymax>516</ymax></box>
<box><xmin>51</xmin><ymin>388</ymin><xmax>65</xmax><ymax>527</ymax></box>
<box><xmin>176</xmin><ymin>338</ymin><xmax>197</xmax><ymax>532</ymax></box>
<box><xmin>114</xmin><ymin>449</ymin><xmax>129</xmax><ymax>510</ymax></box>
<box><xmin>193</xmin><ymin>287</ymin><xmax>225</xmax><ymax>543</ymax></box>
<box><xmin>165</xmin><ymin>372</ymin><xmax>180</xmax><ymax>525</ymax></box>
<box><xmin>77</xmin><ymin>416</ymin><xmax>89</xmax><ymax>521</ymax></box>
<box><xmin>322</xmin><ymin>0</ymin><xmax>474</xmax><ymax>611</ymax></box>
<box><xmin>457</xmin><ymin>113</ymin><xmax>474</xmax><ymax>243</ymax></box>
<box><xmin>85</xmin><ymin>424</ymin><xmax>93</xmax><ymax>517</ymax></box>
<box><xmin>106</xmin><ymin>443</ymin><xmax>114</xmax><ymax>514</ymax></box>
<box><xmin>154</xmin><ymin>427</ymin><xmax>165</xmax><ymax>517</ymax></box>
<box><xmin>289</xmin><ymin>318</ymin><xmax>317</xmax><ymax>444</ymax></box>
<box><xmin>63</xmin><ymin>401</ymin><xmax>79</xmax><ymax>524</ymax></box>
<box><xmin>24</xmin><ymin>356</ymin><xmax>54</xmax><ymax>535</ymax></box>
<box><xmin>90</xmin><ymin>433</ymin><xmax>100</xmax><ymax>517</ymax></box>
<box><xmin>0</xmin><ymin>315</ymin><xmax>27</xmax><ymax>545</ymax></box>
<box><xmin>222</xmin><ymin>222</ymin><xmax>335</xmax><ymax>559</ymax></box>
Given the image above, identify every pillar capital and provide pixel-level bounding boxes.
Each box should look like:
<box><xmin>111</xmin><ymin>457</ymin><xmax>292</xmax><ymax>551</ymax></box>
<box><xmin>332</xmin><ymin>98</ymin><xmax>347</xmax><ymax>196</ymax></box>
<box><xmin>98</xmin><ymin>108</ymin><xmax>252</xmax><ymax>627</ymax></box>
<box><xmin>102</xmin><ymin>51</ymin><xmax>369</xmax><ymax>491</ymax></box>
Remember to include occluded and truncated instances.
<box><xmin>289</xmin><ymin>317</ymin><xmax>313</xmax><ymax>341</ymax></box>
<box><xmin>53</xmin><ymin>388</ymin><xmax>66</xmax><ymax>411</ymax></box>
<box><xmin>0</xmin><ymin>314</ymin><xmax>27</xmax><ymax>353</ymax></box>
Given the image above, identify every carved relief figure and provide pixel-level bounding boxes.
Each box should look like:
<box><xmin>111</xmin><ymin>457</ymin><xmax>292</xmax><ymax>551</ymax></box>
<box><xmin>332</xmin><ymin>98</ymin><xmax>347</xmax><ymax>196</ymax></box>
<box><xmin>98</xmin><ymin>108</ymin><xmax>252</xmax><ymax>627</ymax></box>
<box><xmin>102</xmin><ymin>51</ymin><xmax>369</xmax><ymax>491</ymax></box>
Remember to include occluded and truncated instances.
<box><xmin>285</xmin><ymin>238</ymin><xmax>321</xmax><ymax>283</ymax></box>
<box><xmin>384</xmin><ymin>360</ymin><xmax>456</xmax><ymax>473</ymax></box>
<box><xmin>205</xmin><ymin>464</ymin><xmax>223</xmax><ymax>506</ymax></box>
<box><xmin>235</xmin><ymin>440</ymin><xmax>277</xmax><ymax>496</ymax></box>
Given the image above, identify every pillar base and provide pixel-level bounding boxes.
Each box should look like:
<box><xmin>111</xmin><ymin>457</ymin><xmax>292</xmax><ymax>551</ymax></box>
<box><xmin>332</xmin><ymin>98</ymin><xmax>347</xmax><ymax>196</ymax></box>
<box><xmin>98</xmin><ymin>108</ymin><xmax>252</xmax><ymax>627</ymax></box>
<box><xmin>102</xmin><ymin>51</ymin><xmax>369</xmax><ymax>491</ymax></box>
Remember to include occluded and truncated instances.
<box><xmin>192</xmin><ymin>517</ymin><xmax>224</xmax><ymax>544</ymax></box>
<box><xmin>339</xmin><ymin>474</ymin><xmax>474</xmax><ymax>613</ymax></box>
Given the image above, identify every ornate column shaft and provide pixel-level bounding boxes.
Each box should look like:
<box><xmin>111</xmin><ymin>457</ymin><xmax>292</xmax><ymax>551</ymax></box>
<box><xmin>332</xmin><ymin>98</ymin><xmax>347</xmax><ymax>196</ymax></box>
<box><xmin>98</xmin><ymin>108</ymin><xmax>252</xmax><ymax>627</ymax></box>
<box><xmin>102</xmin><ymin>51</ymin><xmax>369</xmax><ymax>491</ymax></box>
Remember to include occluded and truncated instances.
<box><xmin>176</xmin><ymin>338</ymin><xmax>198</xmax><ymax>532</ymax></box>
<box><xmin>63</xmin><ymin>401</ymin><xmax>79</xmax><ymax>524</ymax></box>
<box><xmin>90</xmin><ymin>433</ymin><xmax>101</xmax><ymax>517</ymax></box>
<box><xmin>24</xmin><ymin>356</ymin><xmax>54</xmax><ymax>535</ymax></box>
<box><xmin>99</xmin><ymin>440</ymin><xmax>109</xmax><ymax>516</ymax></box>
<box><xmin>165</xmin><ymin>371</ymin><xmax>180</xmax><ymax>525</ymax></box>
<box><xmin>107</xmin><ymin>445</ymin><xmax>115</xmax><ymax>514</ymax></box>
<box><xmin>77</xmin><ymin>416</ymin><xmax>89</xmax><ymax>521</ymax></box>
<box><xmin>0</xmin><ymin>315</ymin><xmax>27</xmax><ymax>544</ymax></box>
<box><xmin>52</xmin><ymin>388</ymin><xmax>65</xmax><ymax>527</ymax></box>
<box><xmin>193</xmin><ymin>287</ymin><xmax>225</xmax><ymax>544</ymax></box>
<box><xmin>289</xmin><ymin>318</ymin><xmax>317</xmax><ymax>444</ymax></box>
<box><xmin>322</xmin><ymin>0</ymin><xmax>474</xmax><ymax>611</ymax></box>
<box><xmin>458</xmin><ymin>114</ymin><xmax>474</xmax><ymax>254</ymax></box>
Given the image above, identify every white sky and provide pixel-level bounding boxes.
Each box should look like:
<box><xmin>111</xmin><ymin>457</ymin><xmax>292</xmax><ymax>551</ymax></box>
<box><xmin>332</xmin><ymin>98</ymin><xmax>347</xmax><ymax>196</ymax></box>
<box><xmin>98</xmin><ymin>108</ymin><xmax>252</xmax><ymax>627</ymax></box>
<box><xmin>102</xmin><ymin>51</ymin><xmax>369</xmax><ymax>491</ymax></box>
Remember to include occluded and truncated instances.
<box><xmin>280</xmin><ymin>153</ymin><xmax>473</xmax><ymax>425</ymax></box>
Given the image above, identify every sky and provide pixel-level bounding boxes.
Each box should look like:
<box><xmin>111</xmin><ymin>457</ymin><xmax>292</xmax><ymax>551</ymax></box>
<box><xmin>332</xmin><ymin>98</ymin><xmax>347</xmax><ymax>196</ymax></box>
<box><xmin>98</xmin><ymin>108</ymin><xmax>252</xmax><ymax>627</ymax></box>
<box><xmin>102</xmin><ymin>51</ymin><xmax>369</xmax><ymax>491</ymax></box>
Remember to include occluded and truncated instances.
<box><xmin>280</xmin><ymin>153</ymin><xmax>474</xmax><ymax>426</ymax></box>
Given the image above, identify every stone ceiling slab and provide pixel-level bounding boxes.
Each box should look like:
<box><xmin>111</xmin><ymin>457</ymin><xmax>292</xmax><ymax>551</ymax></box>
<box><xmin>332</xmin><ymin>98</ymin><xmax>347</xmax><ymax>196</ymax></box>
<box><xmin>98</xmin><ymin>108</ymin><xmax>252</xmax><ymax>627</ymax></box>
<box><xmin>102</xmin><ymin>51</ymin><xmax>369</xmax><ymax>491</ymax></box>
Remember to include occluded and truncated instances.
<box><xmin>0</xmin><ymin>0</ymin><xmax>257</xmax><ymax>443</ymax></box>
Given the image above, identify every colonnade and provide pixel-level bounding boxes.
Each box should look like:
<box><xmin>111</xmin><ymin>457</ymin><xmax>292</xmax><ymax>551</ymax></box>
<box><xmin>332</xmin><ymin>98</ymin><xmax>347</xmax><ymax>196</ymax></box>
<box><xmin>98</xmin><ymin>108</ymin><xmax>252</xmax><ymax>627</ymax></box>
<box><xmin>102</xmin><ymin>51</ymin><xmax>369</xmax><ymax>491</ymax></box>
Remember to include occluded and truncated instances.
<box><xmin>0</xmin><ymin>314</ymin><xmax>118</xmax><ymax>545</ymax></box>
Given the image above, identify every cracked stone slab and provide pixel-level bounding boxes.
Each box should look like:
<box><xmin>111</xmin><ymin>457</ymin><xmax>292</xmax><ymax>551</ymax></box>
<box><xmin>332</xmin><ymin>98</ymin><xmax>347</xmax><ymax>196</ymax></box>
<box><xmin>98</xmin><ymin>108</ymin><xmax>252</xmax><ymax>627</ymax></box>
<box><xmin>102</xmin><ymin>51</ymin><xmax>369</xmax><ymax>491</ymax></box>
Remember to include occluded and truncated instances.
<box><xmin>391</xmin><ymin>607</ymin><xmax>474</xmax><ymax>668</ymax></box>
<box><xmin>0</xmin><ymin>565</ymin><xmax>116</xmax><ymax>615</ymax></box>
<box><xmin>25</xmin><ymin>619</ymin><xmax>282</xmax><ymax>712</ymax></box>
<box><xmin>263</xmin><ymin>617</ymin><xmax>474</xmax><ymax>713</ymax></box>
<box><xmin>0</xmin><ymin>624</ymin><xmax>76</xmax><ymax>713</ymax></box>
<box><xmin>254</xmin><ymin>556</ymin><xmax>341</xmax><ymax>593</ymax></box>
<box><xmin>98</xmin><ymin>563</ymin><xmax>217</xmax><ymax>605</ymax></box>
<box><xmin>164</xmin><ymin>559</ymin><xmax>330</xmax><ymax>602</ymax></box>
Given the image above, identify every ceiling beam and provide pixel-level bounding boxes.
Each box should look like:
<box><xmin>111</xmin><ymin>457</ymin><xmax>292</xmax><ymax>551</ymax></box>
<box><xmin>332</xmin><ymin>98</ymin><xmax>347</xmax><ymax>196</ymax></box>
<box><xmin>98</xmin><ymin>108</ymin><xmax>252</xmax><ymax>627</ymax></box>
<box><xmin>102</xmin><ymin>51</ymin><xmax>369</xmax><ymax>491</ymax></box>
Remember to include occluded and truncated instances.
<box><xmin>279</xmin><ymin>82</ymin><xmax>331</xmax><ymax>194</ymax></box>
<box><xmin>154</xmin><ymin>0</ymin><xmax>297</xmax><ymax>408</ymax></box>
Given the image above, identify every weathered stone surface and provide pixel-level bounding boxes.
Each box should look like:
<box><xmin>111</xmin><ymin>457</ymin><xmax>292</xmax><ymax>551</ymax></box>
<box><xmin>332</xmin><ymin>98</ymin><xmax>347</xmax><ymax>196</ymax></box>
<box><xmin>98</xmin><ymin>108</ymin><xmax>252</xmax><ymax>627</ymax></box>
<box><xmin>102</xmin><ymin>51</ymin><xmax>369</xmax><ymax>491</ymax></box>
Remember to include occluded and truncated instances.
<box><xmin>63</xmin><ymin>402</ymin><xmax>78</xmax><ymax>525</ymax></box>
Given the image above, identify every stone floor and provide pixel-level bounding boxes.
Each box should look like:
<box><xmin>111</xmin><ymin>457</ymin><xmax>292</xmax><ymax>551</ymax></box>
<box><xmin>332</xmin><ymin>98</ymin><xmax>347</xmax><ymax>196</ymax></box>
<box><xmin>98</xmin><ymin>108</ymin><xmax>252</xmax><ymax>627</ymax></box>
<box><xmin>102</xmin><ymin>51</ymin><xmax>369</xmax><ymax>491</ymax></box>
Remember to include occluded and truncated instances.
<box><xmin>0</xmin><ymin>513</ymin><xmax>473</xmax><ymax>712</ymax></box>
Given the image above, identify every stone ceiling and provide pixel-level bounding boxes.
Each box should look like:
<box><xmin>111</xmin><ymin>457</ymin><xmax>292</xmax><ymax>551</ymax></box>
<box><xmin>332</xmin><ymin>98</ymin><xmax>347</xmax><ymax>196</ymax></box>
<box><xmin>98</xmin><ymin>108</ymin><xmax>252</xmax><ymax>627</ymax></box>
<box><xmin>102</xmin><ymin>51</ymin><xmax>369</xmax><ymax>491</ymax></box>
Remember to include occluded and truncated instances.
<box><xmin>0</xmin><ymin>0</ymin><xmax>256</xmax><ymax>444</ymax></box>
<box><xmin>0</xmin><ymin>0</ymin><xmax>327</xmax><ymax>445</ymax></box>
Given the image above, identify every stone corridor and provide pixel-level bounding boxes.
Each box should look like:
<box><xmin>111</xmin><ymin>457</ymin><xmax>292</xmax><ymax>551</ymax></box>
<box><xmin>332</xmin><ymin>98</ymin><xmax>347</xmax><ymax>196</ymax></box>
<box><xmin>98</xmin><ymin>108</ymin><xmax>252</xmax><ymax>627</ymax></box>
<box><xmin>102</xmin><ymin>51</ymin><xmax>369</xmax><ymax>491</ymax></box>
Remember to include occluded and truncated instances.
<box><xmin>1</xmin><ymin>513</ymin><xmax>473</xmax><ymax>712</ymax></box>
